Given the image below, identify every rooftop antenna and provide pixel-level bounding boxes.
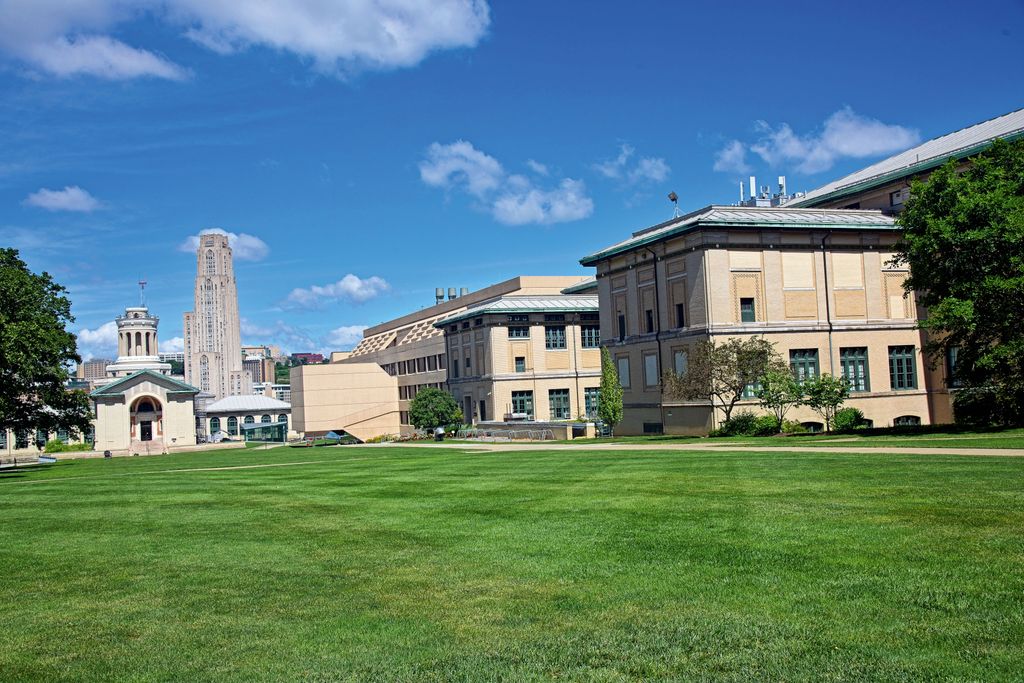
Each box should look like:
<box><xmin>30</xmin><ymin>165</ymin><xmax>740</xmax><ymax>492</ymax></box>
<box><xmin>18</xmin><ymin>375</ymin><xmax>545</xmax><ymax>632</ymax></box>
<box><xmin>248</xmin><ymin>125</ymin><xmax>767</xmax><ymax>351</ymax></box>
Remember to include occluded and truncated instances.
<box><xmin>667</xmin><ymin>191</ymin><xmax>682</xmax><ymax>218</ymax></box>
<box><xmin>138</xmin><ymin>279</ymin><xmax>147</xmax><ymax>307</ymax></box>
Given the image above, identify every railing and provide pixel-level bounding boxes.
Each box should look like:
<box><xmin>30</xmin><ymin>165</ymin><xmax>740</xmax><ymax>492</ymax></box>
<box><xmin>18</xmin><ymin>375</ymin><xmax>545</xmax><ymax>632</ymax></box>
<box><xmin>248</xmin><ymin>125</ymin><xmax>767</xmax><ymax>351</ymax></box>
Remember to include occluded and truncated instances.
<box><xmin>455</xmin><ymin>428</ymin><xmax>556</xmax><ymax>442</ymax></box>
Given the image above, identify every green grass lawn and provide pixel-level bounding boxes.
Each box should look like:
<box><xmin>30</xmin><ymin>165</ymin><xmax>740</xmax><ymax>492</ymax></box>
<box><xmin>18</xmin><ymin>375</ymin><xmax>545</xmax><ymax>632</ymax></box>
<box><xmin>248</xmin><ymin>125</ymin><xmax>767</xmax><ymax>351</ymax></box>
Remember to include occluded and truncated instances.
<box><xmin>2</xmin><ymin>446</ymin><xmax>1023</xmax><ymax>681</ymax></box>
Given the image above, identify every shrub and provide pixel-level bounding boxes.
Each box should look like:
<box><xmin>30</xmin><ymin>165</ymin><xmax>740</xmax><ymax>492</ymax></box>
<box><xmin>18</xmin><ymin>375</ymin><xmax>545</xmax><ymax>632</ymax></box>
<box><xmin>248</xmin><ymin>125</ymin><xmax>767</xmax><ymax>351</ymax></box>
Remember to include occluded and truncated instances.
<box><xmin>720</xmin><ymin>410</ymin><xmax>758</xmax><ymax>436</ymax></box>
<box><xmin>781</xmin><ymin>420</ymin><xmax>808</xmax><ymax>434</ymax></box>
<box><xmin>44</xmin><ymin>439</ymin><xmax>91</xmax><ymax>453</ymax></box>
<box><xmin>752</xmin><ymin>414</ymin><xmax>780</xmax><ymax>436</ymax></box>
<box><xmin>833</xmin><ymin>407</ymin><xmax>866</xmax><ymax>433</ymax></box>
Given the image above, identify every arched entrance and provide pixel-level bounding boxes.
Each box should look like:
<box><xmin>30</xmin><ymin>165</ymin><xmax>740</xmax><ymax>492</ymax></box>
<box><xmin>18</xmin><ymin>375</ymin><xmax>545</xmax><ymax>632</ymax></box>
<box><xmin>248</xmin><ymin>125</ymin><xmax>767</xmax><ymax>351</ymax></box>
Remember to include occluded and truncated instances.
<box><xmin>130</xmin><ymin>396</ymin><xmax>163</xmax><ymax>443</ymax></box>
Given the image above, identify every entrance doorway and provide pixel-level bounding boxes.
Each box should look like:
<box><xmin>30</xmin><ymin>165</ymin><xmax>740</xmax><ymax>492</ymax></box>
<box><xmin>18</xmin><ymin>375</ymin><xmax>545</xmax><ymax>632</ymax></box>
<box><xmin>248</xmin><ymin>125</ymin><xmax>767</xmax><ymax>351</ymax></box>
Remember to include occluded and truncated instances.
<box><xmin>140</xmin><ymin>421</ymin><xmax>153</xmax><ymax>441</ymax></box>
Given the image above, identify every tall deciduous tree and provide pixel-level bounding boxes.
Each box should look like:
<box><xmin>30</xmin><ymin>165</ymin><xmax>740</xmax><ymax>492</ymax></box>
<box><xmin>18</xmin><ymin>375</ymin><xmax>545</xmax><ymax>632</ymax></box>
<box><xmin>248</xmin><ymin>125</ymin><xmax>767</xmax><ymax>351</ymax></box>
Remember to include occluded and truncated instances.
<box><xmin>756</xmin><ymin>368</ymin><xmax>803</xmax><ymax>434</ymax></box>
<box><xmin>598</xmin><ymin>347</ymin><xmax>623</xmax><ymax>435</ymax></box>
<box><xmin>802</xmin><ymin>374</ymin><xmax>849</xmax><ymax>432</ymax></box>
<box><xmin>663</xmin><ymin>337</ymin><xmax>783</xmax><ymax>423</ymax></box>
<box><xmin>896</xmin><ymin>138</ymin><xmax>1024</xmax><ymax>425</ymax></box>
<box><xmin>0</xmin><ymin>249</ymin><xmax>92</xmax><ymax>437</ymax></box>
<box><xmin>408</xmin><ymin>387</ymin><xmax>462</xmax><ymax>430</ymax></box>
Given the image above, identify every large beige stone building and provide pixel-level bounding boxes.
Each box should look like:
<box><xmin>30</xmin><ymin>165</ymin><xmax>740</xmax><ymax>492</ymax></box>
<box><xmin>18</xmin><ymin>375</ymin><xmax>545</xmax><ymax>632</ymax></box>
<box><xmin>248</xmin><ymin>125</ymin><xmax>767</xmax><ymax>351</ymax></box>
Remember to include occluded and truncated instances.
<box><xmin>90</xmin><ymin>370</ymin><xmax>199</xmax><ymax>454</ymax></box>
<box><xmin>290</xmin><ymin>275</ymin><xmax>591</xmax><ymax>440</ymax></box>
<box><xmin>435</xmin><ymin>294</ymin><xmax>601</xmax><ymax>424</ymax></box>
<box><xmin>580</xmin><ymin>205</ymin><xmax>953</xmax><ymax>435</ymax></box>
<box><xmin>183</xmin><ymin>232</ymin><xmax>251</xmax><ymax>400</ymax></box>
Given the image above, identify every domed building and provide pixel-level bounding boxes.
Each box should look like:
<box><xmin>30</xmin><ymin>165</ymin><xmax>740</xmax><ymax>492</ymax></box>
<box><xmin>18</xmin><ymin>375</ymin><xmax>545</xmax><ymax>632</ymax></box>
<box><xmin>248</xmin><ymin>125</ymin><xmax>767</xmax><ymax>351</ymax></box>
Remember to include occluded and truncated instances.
<box><xmin>201</xmin><ymin>394</ymin><xmax>293</xmax><ymax>443</ymax></box>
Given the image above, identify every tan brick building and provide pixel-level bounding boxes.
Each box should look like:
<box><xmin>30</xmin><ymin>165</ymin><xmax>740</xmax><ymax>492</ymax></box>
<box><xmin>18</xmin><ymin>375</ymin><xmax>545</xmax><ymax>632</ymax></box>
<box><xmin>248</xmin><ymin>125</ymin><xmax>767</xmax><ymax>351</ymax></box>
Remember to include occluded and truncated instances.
<box><xmin>435</xmin><ymin>293</ymin><xmax>601</xmax><ymax>424</ymax></box>
<box><xmin>580</xmin><ymin>205</ymin><xmax>953</xmax><ymax>435</ymax></box>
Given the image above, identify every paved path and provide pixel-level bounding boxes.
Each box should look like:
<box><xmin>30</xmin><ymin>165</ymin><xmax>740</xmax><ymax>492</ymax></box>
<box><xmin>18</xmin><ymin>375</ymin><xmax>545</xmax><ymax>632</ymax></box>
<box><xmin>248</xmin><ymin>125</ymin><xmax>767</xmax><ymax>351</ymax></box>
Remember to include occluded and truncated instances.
<box><xmin>389</xmin><ymin>441</ymin><xmax>1024</xmax><ymax>457</ymax></box>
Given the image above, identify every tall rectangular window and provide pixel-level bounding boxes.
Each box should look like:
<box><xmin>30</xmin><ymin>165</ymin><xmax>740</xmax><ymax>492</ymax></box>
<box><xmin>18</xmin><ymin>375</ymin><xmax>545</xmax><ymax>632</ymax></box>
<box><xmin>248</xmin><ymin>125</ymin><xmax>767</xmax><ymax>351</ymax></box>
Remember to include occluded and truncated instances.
<box><xmin>617</xmin><ymin>314</ymin><xmax>626</xmax><ymax>340</ymax></box>
<box><xmin>508</xmin><ymin>326</ymin><xmax>530</xmax><ymax>338</ymax></box>
<box><xmin>548</xmin><ymin>389</ymin><xmax>570</xmax><ymax>420</ymax></box>
<box><xmin>545</xmin><ymin>325</ymin><xmax>566</xmax><ymax>350</ymax></box>
<box><xmin>645</xmin><ymin>309</ymin><xmax>655</xmax><ymax>334</ymax></box>
<box><xmin>644</xmin><ymin>353</ymin><xmax>659</xmax><ymax>387</ymax></box>
<box><xmin>740</xmin><ymin>297</ymin><xmax>756</xmax><ymax>323</ymax></box>
<box><xmin>840</xmin><ymin>347</ymin><xmax>870</xmax><ymax>392</ymax></box>
<box><xmin>511</xmin><ymin>390</ymin><xmax>533</xmax><ymax>418</ymax></box>
<box><xmin>584</xmin><ymin>387</ymin><xmax>600</xmax><ymax>418</ymax></box>
<box><xmin>673</xmin><ymin>349</ymin><xmax>688</xmax><ymax>375</ymax></box>
<box><xmin>514</xmin><ymin>356</ymin><xmax>526</xmax><ymax>373</ymax></box>
<box><xmin>946</xmin><ymin>347</ymin><xmax>962</xmax><ymax>388</ymax></box>
<box><xmin>889</xmin><ymin>346</ymin><xmax>917</xmax><ymax>390</ymax></box>
<box><xmin>581</xmin><ymin>325</ymin><xmax>601</xmax><ymax>348</ymax></box>
<box><xmin>790</xmin><ymin>349</ymin><xmax>819</xmax><ymax>384</ymax></box>
<box><xmin>616</xmin><ymin>356</ymin><xmax>630</xmax><ymax>388</ymax></box>
<box><xmin>675</xmin><ymin>303</ymin><xmax>686</xmax><ymax>328</ymax></box>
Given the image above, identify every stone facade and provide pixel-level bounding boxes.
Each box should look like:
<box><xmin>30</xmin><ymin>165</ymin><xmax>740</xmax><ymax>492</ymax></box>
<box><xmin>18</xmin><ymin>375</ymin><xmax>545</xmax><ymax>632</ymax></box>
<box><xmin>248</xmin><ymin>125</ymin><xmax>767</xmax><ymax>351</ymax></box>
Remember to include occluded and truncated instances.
<box><xmin>90</xmin><ymin>370</ymin><xmax>199</xmax><ymax>454</ymax></box>
<box><xmin>183</xmin><ymin>232</ymin><xmax>251</xmax><ymax>400</ymax></box>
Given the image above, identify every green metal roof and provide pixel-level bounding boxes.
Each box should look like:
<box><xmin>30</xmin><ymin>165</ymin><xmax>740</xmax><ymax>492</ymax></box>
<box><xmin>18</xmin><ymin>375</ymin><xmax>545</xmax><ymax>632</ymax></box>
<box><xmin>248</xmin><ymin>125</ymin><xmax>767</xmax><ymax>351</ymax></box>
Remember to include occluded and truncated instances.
<box><xmin>90</xmin><ymin>369</ymin><xmax>200</xmax><ymax>397</ymax></box>
<box><xmin>434</xmin><ymin>295</ymin><xmax>598</xmax><ymax>327</ymax></box>
<box><xmin>580</xmin><ymin>205</ymin><xmax>895</xmax><ymax>265</ymax></box>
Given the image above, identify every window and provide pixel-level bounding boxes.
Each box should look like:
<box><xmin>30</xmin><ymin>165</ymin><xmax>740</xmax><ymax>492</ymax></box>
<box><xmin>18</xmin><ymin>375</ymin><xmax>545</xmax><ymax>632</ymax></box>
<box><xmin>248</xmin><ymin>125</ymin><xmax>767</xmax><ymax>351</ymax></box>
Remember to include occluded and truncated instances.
<box><xmin>278</xmin><ymin>414</ymin><xmax>288</xmax><ymax>430</ymax></box>
<box><xmin>464</xmin><ymin>356</ymin><xmax>471</xmax><ymax>371</ymax></box>
<box><xmin>244</xmin><ymin>415</ymin><xmax>255</xmax><ymax>425</ymax></box>
<box><xmin>644</xmin><ymin>354</ymin><xmax>659</xmax><ymax>387</ymax></box>
<box><xmin>57</xmin><ymin>428</ymin><xmax>68</xmax><ymax>444</ymax></box>
<box><xmin>946</xmin><ymin>347</ymin><xmax>962</xmax><ymax>388</ymax></box>
<box><xmin>511</xmin><ymin>391</ymin><xmax>534</xmax><ymax>418</ymax></box>
<box><xmin>645</xmin><ymin>309</ymin><xmax>655</xmax><ymax>334</ymax></box>
<box><xmin>617</xmin><ymin>314</ymin><xmax>626</xmax><ymax>340</ymax></box>
<box><xmin>889</xmin><ymin>346</ymin><xmax>917</xmax><ymax>390</ymax></box>
<box><xmin>890</xmin><ymin>188</ymin><xmax>909</xmax><ymax>207</ymax></box>
<box><xmin>544</xmin><ymin>314</ymin><xmax>565</xmax><ymax>322</ymax></box>
<box><xmin>790</xmin><ymin>349</ymin><xmax>819</xmax><ymax>384</ymax></box>
<box><xmin>514</xmin><ymin>356</ymin><xmax>526</xmax><ymax>373</ymax></box>
<box><xmin>452</xmin><ymin>359</ymin><xmax>459</xmax><ymax>379</ymax></box>
<box><xmin>549</xmin><ymin>389</ymin><xmax>571</xmax><ymax>420</ymax></box>
<box><xmin>740</xmin><ymin>297</ymin><xmax>756</xmax><ymax>323</ymax></box>
<box><xmin>581</xmin><ymin>325</ymin><xmax>600</xmax><ymax>348</ymax></box>
<box><xmin>673</xmin><ymin>349</ymin><xmax>688</xmax><ymax>376</ymax></box>
<box><xmin>840</xmin><ymin>347</ymin><xmax>870</xmax><ymax>392</ymax></box>
<box><xmin>428</xmin><ymin>355</ymin><xmax>437</xmax><ymax>371</ymax></box>
<box><xmin>616</xmin><ymin>356</ymin><xmax>630</xmax><ymax>388</ymax></box>
<box><xmin>228</xmin><ymin>417</ymin><xmax>238</xmax><ymax>435</ymax></box>
<box><xmin>15</xmin><ymin>430</ymin><xmax>29</xmax><ymax>449</ymax></box>
<box><xmin>437</xmin><ymin>354</ymin><xmax>446</xmax><ymax>370</ymax></box>
<box><xmin>85</xmin><ymin>425</ymin><xmax>95</xmax><ymax>445</ymax></box>
<box><xmin>417</xmin><ymin>357</ymin><xmax>426</xmax><ymax>373</ymax></box>
<box><xmin>508</xmin><ymin>314</ymin><xmax>529</xmax><ymax>323</ymax></box>
<box><xmin>508</xmin><ymin>326</ymin><xmax>530</xmax><ymax>338</ymax></box>
<box><xmin>584</xmin><ymin>388</ymin><xmax>600</xmax><ymax>418</ymax></box>
<box><xmin>474</xmin><ymin>318</ymin><xmax>483</xmax><ymax>327</ymax></box>
<box><xmin>0</xmin><ymin>430</ymin><xmax>6</xmax><ymax>450</ymax></box>
<box><xmin>36</xmin><ymin>429</ymin><xmax>46</xmax><ymax>447</ymax></box>
<box><xmin>545</xmin><ymin>325</ymin><xmax>566</xmax><ymax>350</ymax></box>
<box><xmin>261</xmin><ymin>415</ymin><xmax>271</xmax><ymax>423</ymax></box>
<box><xmin>210</xmin><ymin>416</ymin><xmax>221</xmax><ymax>433</ymax></box>
<box><xmin>461</xmin><ymin>322</ymin><xmax>469</xmax><ymax>330</ymax></box>
<box><xmin>675</xmin><ymin>303</ymin><xmax>686</xmax><ymax>329</ymax></box>
<box><xmin>893</xmin><ymin>415</ymin><xmax>921</xmax><ymax>427</ymax></box>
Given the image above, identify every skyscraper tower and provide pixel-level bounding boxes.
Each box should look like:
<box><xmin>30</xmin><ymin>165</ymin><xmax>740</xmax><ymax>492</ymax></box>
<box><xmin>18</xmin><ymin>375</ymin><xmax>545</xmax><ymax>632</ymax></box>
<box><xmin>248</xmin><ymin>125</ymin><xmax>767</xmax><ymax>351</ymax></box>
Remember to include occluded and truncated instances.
<box><xmin>183</xmin><ymin>232</ymin><xmax>251</xmax><ymax>399</ymax></box>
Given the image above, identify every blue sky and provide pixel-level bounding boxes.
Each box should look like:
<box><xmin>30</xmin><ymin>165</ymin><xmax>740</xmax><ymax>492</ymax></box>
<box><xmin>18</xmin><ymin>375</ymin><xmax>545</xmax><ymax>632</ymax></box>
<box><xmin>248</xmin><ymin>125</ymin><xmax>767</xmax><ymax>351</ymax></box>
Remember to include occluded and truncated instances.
<box><xmin>1</xmin><ymin>0</ymin><xmax>1021</xmax><ymax>359</ymax></box>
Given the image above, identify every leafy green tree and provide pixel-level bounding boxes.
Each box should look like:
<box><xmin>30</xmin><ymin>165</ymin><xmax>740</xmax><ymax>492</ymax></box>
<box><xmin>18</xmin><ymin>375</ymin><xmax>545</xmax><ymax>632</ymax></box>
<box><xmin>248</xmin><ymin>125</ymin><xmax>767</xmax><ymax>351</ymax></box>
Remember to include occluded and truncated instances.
<box><xmin>408</xmin><ymin>387</ymin><xmax>462</xmax><ymax>430</ymax></box>
<box><xmin>895</xmin><ymin>137</ymin><xmax>1024</xmax><ymax>424</ymax></box>
<box><xmin>598</xmin><ymin>347</ymin><xmax>623</xmax><ymax>435</ymax></box>
<box><xmin>0</xmin><ymin>249</ymin><xmax>92</xmax><ymax>438</ymax></box>
<box><xmin>802</xmin><ymin>374</ymin><xmax>850</xmax><ymax>432</ymax></box>
<box><xmin>755</xmin><ymin>368</ymin><xmax>803</xmax><ymax>434</ymax></box>
<box><xmin>663</xmin><ymin>337</ymin><xmax>783</xmax><ymax>423</ymax></box>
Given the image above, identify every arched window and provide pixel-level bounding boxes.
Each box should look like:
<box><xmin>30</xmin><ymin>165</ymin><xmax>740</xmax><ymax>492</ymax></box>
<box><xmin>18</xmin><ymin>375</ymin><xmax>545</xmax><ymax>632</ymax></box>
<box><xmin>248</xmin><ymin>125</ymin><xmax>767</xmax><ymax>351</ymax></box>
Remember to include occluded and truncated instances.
<box><xmin>893</xmin><ymin>415</ymin><xmax>921</xmax><ymax>427</ymax></box>
<box><xmin>205</xmin><ymin>249</ymin><xmax>216</xmax><ymax>275</ymax></box>
<box><xmin>244</xmin><ymin>415</ymin><xmax>255</xmax><ymax>424</ymax></box>
<box><xmin>210</xmin><ymin>417</ymin><xmax>221</xmax><ymax>433</ymax></box>
<box><xmin>278</xmin><ymin>414</ymin><xmax>288</xmax><ymax>430</ymax></box>
<box><xmin>137</xmin><ymin>400</ymin><xmax>155</xmax><ymax>413</ymax></box>
<box><xmin>228</xmin><ymin>416</ymin><xmax>238</xmax><ymax>435</ymax></box>
<box><xmin>261</xmin><ymin>415</ymin><xmax>271</xmax><ymax>423</ymax></box>
<box><xmin>135</xmin><ymin>332</ymin><xmax>142</xmax><ymax>355</ymax></box>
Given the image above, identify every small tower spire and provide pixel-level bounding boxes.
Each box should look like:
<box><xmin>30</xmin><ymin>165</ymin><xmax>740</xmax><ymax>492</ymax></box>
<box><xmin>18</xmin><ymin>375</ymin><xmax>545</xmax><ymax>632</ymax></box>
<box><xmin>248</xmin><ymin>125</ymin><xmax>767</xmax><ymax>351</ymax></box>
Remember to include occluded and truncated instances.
<box><xmin>138</xmin><ymin>279</ymin><xmax>147</xmax><ymax>307</ymax></box>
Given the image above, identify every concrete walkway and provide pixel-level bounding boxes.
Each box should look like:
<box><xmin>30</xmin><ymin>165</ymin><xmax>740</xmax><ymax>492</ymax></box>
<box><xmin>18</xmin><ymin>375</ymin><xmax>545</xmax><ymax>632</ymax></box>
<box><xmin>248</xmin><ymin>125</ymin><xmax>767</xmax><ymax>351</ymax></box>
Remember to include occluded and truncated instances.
<box><xmin>390</xmin><ymin>441</ymin><xmax>1024</xmax><ymax>457</ymax></box>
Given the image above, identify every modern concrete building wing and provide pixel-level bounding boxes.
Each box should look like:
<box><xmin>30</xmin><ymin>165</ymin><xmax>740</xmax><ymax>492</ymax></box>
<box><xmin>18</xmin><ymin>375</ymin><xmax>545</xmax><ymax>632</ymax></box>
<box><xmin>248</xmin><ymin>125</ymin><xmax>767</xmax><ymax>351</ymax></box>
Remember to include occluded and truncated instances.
<box><xmin>580</xmin><ymin>205</ymin><xmax>952</xmax><ymax>435</ymax></box>
<box><xmin>792</xmin><ymin>108</ymin><xmax>1024</xmax><ymax>211</ymax></box>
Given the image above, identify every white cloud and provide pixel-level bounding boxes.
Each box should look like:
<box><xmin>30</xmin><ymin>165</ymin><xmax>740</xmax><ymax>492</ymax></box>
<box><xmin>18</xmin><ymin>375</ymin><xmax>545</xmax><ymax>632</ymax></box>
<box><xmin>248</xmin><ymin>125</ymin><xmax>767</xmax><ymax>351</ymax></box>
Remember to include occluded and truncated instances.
<box><xmin>713</xmin><ymin>140</ymin><xmax>751</xmax><ymax>174</ymax></box>
<box><xmin>325</xmin><ymin>325</ymin><xmax>368</xmax><ymax>349</ymax></box>
<box><xmin>179</xmin><ymin>228</ymin><xmax>269</xmax><ymax>262</ymax></box>
<box><xmin>285</xmin><ymin>274</ymin><xmax>390</xmax><ymax>309</ymax></box>
<box><xmin>747</xmin><ymin>108</ymin><xmax>920</xmax><ymax>174</ymax></box>
<box><xmin>0</xmin><ymin>0</ymin><xmax>489</xmax><ymax>80</ymax></box>
<box><xmin>161</xmin><ymin>336</ymin><xmax>184</xmax><ymax>353</ymax></box>
<box><xmin>525</xmin><ymin>159</ymin><xmax>549</xmax><ymax>176</ymax></box>
<box><xmin>594</xmin><ymin>144</ymin><xmax>671</xmax><ymax>185</ymax></box>
<box><xmin>76</xmin><ymin>320</ymin><xmax>118</xmax><ymax>360</ymax></box>
<box><xmin>241</xmin><ymin>318</ymin><xmax>365</xmax><ymax>355</ymax></box>
<box><xmin>23</xmin><ymin>185</ymin><xmax>102</xmax><ymax>212</ymax></box>
<box><xmin>420</xmin><ymin>140</ymin><xmax>593</xmax><ymax>225</ymax></box>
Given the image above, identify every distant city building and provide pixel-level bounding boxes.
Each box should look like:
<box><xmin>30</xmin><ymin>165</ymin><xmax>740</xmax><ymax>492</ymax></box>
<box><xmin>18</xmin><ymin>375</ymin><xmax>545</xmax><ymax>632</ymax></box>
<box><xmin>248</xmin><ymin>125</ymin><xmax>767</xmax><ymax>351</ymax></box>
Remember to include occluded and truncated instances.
<box><xmin>183</xmin><ymin>232</ymin><xmax>252</xmax><ymax>400</ymax></box>
<box><xmin>243</xmin><ymin>355</ymin><xmax>276</xmax><ymax>384</ymax></box>
<box><xmin>158</xmin><ymin>351</ymin><xmax>186</xmax><ymax>364</ymax></box>
<box><xmin>77</xmin><ymin>358</ymin><xmax>113</xmax><ymax>381</ymax></box>
<box><xmin>291</xmin><ymin>353</ymin><xmax>324</xmax><ymax>364</ymax></box>
<box><xmin>241</xmin><ymin>344</ymin><xmax>273</xmax><ymax>358</ymax></box>
<box><xmin>253</xmin><ymin>382</ymin><xmax>291</xmax><ymax>403</ymax></box>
